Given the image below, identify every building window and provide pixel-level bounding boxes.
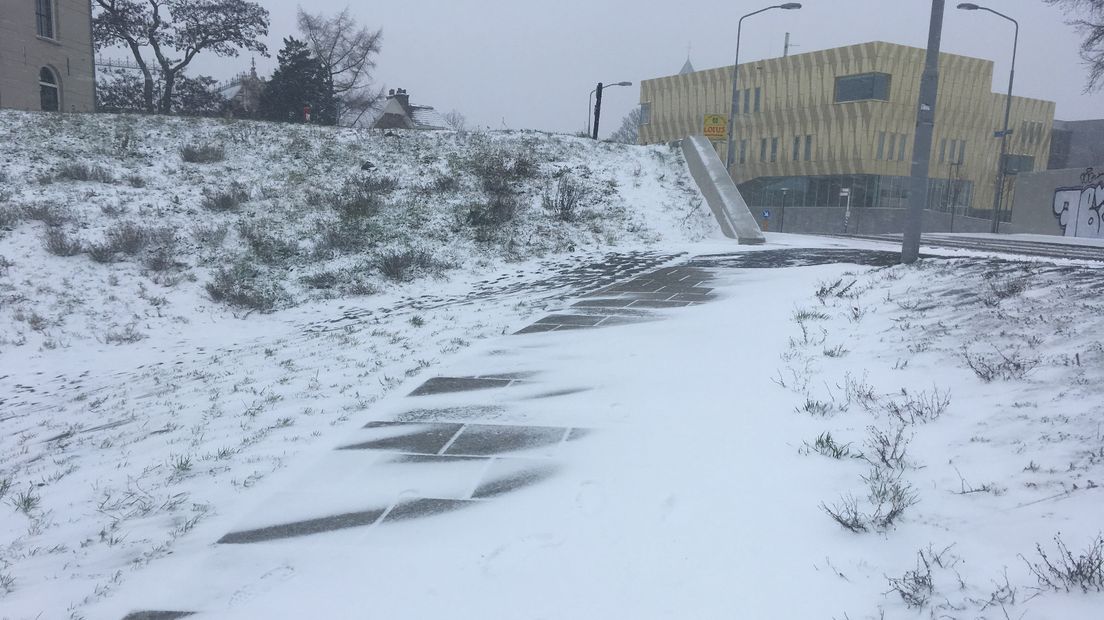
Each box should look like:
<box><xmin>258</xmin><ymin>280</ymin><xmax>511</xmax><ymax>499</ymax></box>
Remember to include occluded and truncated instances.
<box><xmin>35</xmin><ymin>0</ymin><xmax>55</xmax><ymax>38</ymax></box>
<box><xmin>760</xmin><ymin>138</ymin><xmax>767</xmax><ymax>162</ymax></box>
<box><xmin>898</xmin><ymin>134</ymin><xmax>908</xmax><ymax>161</ymax></box>
<box><xmin>948</xmin><ymin>139</ymin><xmax>959</xmax><ymax>164</ymax></box>
<box><xmin>957</xmin><ymin>140</ymin><xmax>966</xmax><ymax>164</ymax></box>
<box><xmin>742</xmin><ymin>89</ymin><xmax>750</xmax><ymax>115</ymax></box>
<box><xmin>770</xmin><ymin>137</ymin><xmax>778</xmax><ymax>162</ymax></box>
<box><xmin>739</xmin><ymin>139</ymin><xmax>747</xmax><ymax>164</ymax></box>
<box><xmin>939</xmin><ymin>138</ymin><xmax>947</xmax><ymax>164</ymax></box>
<box><xmin>804</xmin><ymin>135</ymin><xmax>813</xmax><ymax>161</ymax></box>
<box><xmin>39</xmin><ymin>67</ymin><xmax>60</xmax><ymax>111</ymax></box>
<box><xmin>887</xmin><ymin>134</ymin><xmax>897</xmax><ymax>161</ymax></box>
<box><xmin>876</xmin><ymin>131</ymin><xmax>886</xmax><ymax>160</ymax></box>
<box><xmin>639</xmin><ymin>102</ymin><xmax>651</xmax><ymax>125</ymax></box>
<box><xmin>754</xmin><ymin>87</ymin><xmax>761</xmax><ymax>112</ymax></box>
<box><xmin>792</xmin><ymin>136</ymin><xmax>801</xmax><ymax>162</ymax></box>
<box><xmin>834</xmin><ymin>72</ymin><xmax>891</xmax><ymax>103</ymax></box>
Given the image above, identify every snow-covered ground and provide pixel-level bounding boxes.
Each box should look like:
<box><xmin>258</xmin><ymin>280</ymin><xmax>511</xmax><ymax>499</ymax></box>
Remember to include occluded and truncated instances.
<box><xmin>1</xmin><ymin>111</ymin><xmax>1102</xmax><ymax>619</ymax></box>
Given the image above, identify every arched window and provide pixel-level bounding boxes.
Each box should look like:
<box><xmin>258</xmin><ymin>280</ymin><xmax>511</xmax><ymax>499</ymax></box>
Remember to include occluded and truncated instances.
<box><xmin>39</xmin><ymin>67</ymin><xmax>60</xmax><ymax>111</ymax></box>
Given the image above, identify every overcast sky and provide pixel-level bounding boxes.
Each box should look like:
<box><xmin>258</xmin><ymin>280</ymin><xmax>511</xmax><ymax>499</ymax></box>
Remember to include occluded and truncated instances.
<box><xmin>187</xmin><ymin>0</ymin><xmax>1100</xmax><ymax>137</ymax></box>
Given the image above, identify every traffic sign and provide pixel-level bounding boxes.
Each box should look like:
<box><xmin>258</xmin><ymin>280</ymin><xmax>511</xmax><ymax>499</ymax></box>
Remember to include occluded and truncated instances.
<box><xmin>761</xmin><ymin>209</ymin><xmax>771</xmax><ymax>219</ymax></box>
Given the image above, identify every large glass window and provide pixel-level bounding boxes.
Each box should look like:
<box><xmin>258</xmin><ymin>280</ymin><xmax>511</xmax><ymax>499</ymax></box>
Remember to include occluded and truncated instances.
<box><xmin>759</xmin><ymin>138</ymin><xmax>767</xmax><ymax>162</ymax></box>
<box><xmin>792</xmin><ymin>136</ymin><xmax>801</xmax><ymax>162</ymax></box>
<box><xmin>639</xmin><ymin>102</ymin><xmax>651</xmax><ymax>125</ymax></box>
<box><xmin>804</xmin><ymin>135</ymin><xmax>813</xmax><ymax>161</ymax></box>
<box><xmin>754</xmin><ymin>87</ymin><xmax>761</xmax><ymax>112</ymax></box>
<box><xmin>770</xmin><ymin>137</ymin><xmax>778</xmax><ymax>162</ymax></box>
<box><xmin>834</xmin><ymin>72</ymin><xmax>891</xmax><ymax>103</ymax></box>
<box><xmin>35</xmin><ymin>0</ymin><xmax>54</xmax><ymax>38</ymax></box>
<box><xmin>739</xmin><ymin>139</ymin><xmax>747</xmax><ymax>165</ymax></box>
<box><xmin>898</xmin><ymin>134</ymin><xmax>908</xmax><ymax>161</ymax></box>
<box><xmin>39</xmin><ymin>67</ymin><xmax>59</xmax><ymax>111</ymax></box>
<box><xmin>887</xmin><ymin>134</ymin><xmax>897</xmax><ymax>161</ymax></box>
<box><xmin>742</xmin><ymin>90</ymin><xmax>750</xmax><ymax>115</ymax></box>
<box><xmin>876</xmin><ymin>131</ymin><xmax>886</xmax><ymax>160</ymax></box>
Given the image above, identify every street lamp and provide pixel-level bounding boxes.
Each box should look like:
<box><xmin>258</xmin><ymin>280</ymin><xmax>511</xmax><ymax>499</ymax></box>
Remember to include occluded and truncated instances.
<box><xmin>589</xmin><ymin>81</ymin><xmax>632</xmax><ymax>139</ymax></box>
<box><xmin>725</xmin><ymin>3</ymin><xmax>802</xmax><ymax>170</ymax></box>
<box><xmin>957</xmin><ymin>2</ymin><xmax>1018</xmax><ymax>233</ymax></box>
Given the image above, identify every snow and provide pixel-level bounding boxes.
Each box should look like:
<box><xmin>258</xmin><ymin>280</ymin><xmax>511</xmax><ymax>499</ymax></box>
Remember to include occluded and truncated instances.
<box><xmin>1</xmin><ymin>110</ymin><xmax>1102</xmax><ymax>619</ymax></box>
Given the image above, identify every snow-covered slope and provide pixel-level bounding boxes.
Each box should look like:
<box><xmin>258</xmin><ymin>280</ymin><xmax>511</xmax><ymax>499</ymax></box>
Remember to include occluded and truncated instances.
<box><xmin>0</xmin><ymin>110</ymin><xmax>715</xmax><ymax>352</ymax></box>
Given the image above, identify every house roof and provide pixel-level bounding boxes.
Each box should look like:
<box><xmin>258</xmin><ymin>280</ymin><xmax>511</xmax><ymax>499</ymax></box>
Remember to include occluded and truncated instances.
<box><xmin>410</xmin><ymin>106</ymin><xmax>447</xmax><ymax>130</ymax></box>
<box><xmin>679</xmin><ymin>58</ymin><xmax>695</xmax><ymax>75</ymax></box>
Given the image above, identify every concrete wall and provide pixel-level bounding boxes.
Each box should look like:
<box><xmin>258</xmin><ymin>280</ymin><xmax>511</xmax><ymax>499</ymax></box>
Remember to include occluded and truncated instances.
<box><xmin>0</xmin><ymin>0</ymin><xmax>96</xmax><ymax>112</ymax></box>
<box><xmin>680</xmin><ymin>135</ymin><xmax>764</xmax><ymax>244</ymax></box>
<box><xmin>1013</xmin><ymin>166</ymin><xmax>1104</xmax><ymax>239</ymax></box>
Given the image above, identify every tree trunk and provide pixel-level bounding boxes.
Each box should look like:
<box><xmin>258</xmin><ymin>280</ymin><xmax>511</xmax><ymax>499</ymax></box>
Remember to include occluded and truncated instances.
<box><xmin>159</xmin><ymin>71</ymin><xmax>175</xmax><ymax>115</ymax></box>
<box><xmin>142</xmin><ymin>70</ymin><xmax>156</xmax><ymax>114</ymax></box>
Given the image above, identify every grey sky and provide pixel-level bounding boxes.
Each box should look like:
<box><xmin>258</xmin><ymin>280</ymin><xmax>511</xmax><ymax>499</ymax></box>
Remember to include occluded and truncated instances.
<box><xmin>189</xmin><ymin>0</ymin><xmax>1100</xmax><ymax>137</ymax></box>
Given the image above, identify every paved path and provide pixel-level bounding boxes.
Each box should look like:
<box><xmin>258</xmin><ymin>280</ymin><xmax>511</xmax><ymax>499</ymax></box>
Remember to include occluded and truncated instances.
<box><xmin>832</xmin><ymin>233</ymin><xmax>1104</xmax><ymax>262</ymax></box>
<box><xmin>116</xmin><ymin>247</ymin><xmax>957</xmax><ymax>619</ymax></box>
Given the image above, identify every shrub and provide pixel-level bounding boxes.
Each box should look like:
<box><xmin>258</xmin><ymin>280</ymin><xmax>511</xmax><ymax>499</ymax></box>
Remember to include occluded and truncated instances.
<box><xmin>192</xmin><ymin>223</ymin><xmax>229</xmax><ymax>247</ymax></box>
<box><xmin>237</xmin><ymin>220</ymin><xmax>299</xmax><ymax>264</ymax></box>
<box><xmin>23</xmin><ymin>203</ymin><xmax>71</xmax><ymax>227</ymax></box>
<box><xmin>376</xmin><ymin>249</ymin><xmax>438</xmax><ymax>282</ymax></box>
<box><xmin>0</xmin><ymin>203</ymin><xmax>23</xmax><ymax>229</ymax></box>
<box><xmin>181</xmin><ymin>142</ymin><xmax>225</xmax><ymax>163</ymax></box>
<box><xmin>466</xmin><ymin>195</ymin><xmax>517</xmax><ymax>229</ymax></box>
<box><xmin>125</xmin><ymin>174</ymin><xmax>147</xmax><ymax>188</ymax></box>
<box><xmin>804</xmin><ymin>432</ymin><xmax>853</xmax><ymax>459</ymax></box>
<box><xmin>432</xmin><ymin>174</ymin><xmax>460</xmax><ymax>192</ymax></box>
<box><xmin>467</xmin><ymin>148</ymin><xmax>538</xmax><ymax>196</ymax></box>
<box><xmin>201</xmin><ymin>183</ymin><xmax>249</xmax><ymax>211</ymax></box>
<box><xmin>205</xmin><ymin>259</ymin><xmax>288</xmax><ymax>312</ymax></box>
<box><xmin>143</xmin><ymin>244</ymin><xmax>177</xmax><ymax>271</ymax></box>
<box><xmin>103</xmin><ymin>325</ymin><xmax>146</xmax><ymax>344</ymax></box>
<box><xmin>87</xmin><ymin>242</ymin><xmax>119</xmax><ymax>263</ymax></box>
<box><xmin>542</xmin><ymin>176</ymin><xmax>587</xmax><ymax>222</ymax></box>
<box><xmin>886</xmin><ymin>550</ymin><xmax>936</xmax><ymax>608</ymax></box>
<box><xmin>334</xmin><ymin>175</ymin><xmax>392</xmax><ymax>219</ymax></box>
<box><xmin>821</xmin><ymin>467</ymin><xmax>918</xmax><ymax>533</ymax></box>
<box><xmin>43</xmin><ymin>227</ymin><xmax>82</xmax><ymax>256</ymax></box>
<box><xmin>862</xmin><ymin>424</ymin><xmax>911</xmax><ymax>470</ymax></box>
<box><xmin>882</xmin><ymin>387</ymin><xmax>950</xmax><ymax>424</ymax></box>
<box><xmin>106</xmin><ymin>222</ymin><xmax>150</xmax><ymax>254</ymax></box>
<box><xmin>301</xmin><ymin>271</ymin><xmax>339</xmax><ymax>290</ymax></box>
<box><xmin>55</xmin><ymin>162</ymin><xmax>114</xmax><ymax>183</ymax></box>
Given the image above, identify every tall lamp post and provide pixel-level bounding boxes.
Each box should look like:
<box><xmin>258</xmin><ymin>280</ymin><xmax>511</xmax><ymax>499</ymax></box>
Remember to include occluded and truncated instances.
<box><xmin>957</xmin><ymin>2</ymin><xmax>1018</xmax><ymax>234</ymax></box>
<box><xmin>588</xmin><ymin>81</ymin><xmax>632</xmax><ymax>138</ymax></box>
<box><xmin>725</xmin><ymin>3</ymin><xmax>802</xmax><ymax>171</ymax></box>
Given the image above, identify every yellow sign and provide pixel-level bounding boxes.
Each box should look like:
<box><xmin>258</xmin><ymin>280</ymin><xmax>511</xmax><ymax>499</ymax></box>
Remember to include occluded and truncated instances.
<box><xmin>703</xmin><ymin>114</ymin><xmax>728</xmax><ymax>139</ymax></box>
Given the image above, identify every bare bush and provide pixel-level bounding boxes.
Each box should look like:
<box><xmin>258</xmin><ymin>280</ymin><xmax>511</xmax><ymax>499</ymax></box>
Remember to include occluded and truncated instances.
<box><xmin>962</xmin><ymin>346</ymin><xmax>1040</xmax><ymax>382</ymax></box>
<box><xmin>237</xmin><ymin>221</ymin><xmax>299</xmax><ymax>264</ymax></box>
<box><xmin>201</xmin><ymin>184</ymin><xmax>249</xmax><ymax>212</ymax></box>
<box><xmin>542</xmin><ymin>176</ymin><xmax>587</xmax><ymax>222</ymax></box>
<box><xmin>863</xmin><ymin>425</ymin><xmax>911</xmax><ymax>470</ymax></box>
<box><xmin>125</xmin><ymin>174</ymin><xmax>147</xmax><ymax>188</ymax></box>
<box><xmin>181</xmin><ymin>143</ymin><xmax>226</xmax><ymax>163</ymax></box>
<box><xmin>1022</xmin><ymin>533</ymin><xmax>1104</xmax><ymax>593</ymax></box>
<box><xmin>55</xmin><ymin>162</ymin><xmax>114</xmax><ymax>183</ymax></box>
<box><xmin>815</xmin><ymin>278</ymin><xmax>858</xmax><ymax>304</ymax></box>
<box><xmin>467</xmin><ymin>148</ymin><xmax>538</xmax><ymax>196</ymax></box>
<box><xmin>334</xmin><ymin>175</ymin><xmax>390</xmax><ymax>219</ymax></box>
<box><xmin>192</xmin><ymin>223</ymin><xmax>229</xmax><ymax>247</ymax></box>
<box><xmin>143</xmin><ymin>244</ymin><xmax>178</xmax><ymax>271</ymax></box>
<box><xmin>842</xmin><ymin>372</ymin><xmax>879</xmax><ymax>411</ymax></box>
<box><xmin>466</xmin><ymin>195</ymin><xmax>518</xmax><ymax>229</ymax></box>
<box><xmin>886</xmin><ymin>549</ymin><xmax>937</xmax><ymax>608</ymax></box>
<box><xmin>87</xmin><ymin>242</ymin><xmax>119</xmax><ymax>263</ymax></box>
<box><xmin>106</xmin><ymin>222</ymin><xmax>151</xmax><ymax>254</ymax></box>
<box><xmin>0</xmin><ymin>203</ymin><xmax>23</xmax><ymax>229</ymax></box>
<box><xmin>43</xmin><ymin>227</ymin><xmax>82</xmax><ymax>256</ymax></box>
<box><xmin>883</xmin><ymin>387</ymin><xmax>951</xmax><ymax>424</ymax></box>
<box><xmin>205</xmin><ymin>260</ymin><xmax>288</xmax><ymax>312</ymax></box>
<box><xmin>863</xmin><ymin>466</ymin><xmax>918</xmax><ymax>530</ymax></box>
<box><xmin>376</xmin><ymin>249</ymin><xmax>440</xmax><ymax>282</ymax></box>
<box><xmin>23</xmin><ymin>203</ymin><xmax>72</xmax><ymax>227</ymax></box>
<box><xmin>822</xmin><ymin>494</ymin><xmax>867</xmax><ymax>532</ymax></box>
<box><xmin>795</xmin><ymin>398</ymin><xmax>833</xmax><ymax>417</ymax></box>
<box><xmin>103</xmin><ymin>325</ymin><xmax>146</xmax><ymax>344</ymax></box>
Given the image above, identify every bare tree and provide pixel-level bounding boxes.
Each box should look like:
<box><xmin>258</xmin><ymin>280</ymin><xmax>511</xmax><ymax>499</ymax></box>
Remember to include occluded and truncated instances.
<box><xmin>297</xmin><ymin>6</ymin><xmax>383</xmax><ymax>124</ymax></box>
<box><xmin>608</xmin><ymin>107</ymin><xmax>643</xmax><ymax>144</ymax></box>
<box><xmin>1046</xmin><ymin>0</ymin><xmax>1104</xmax><ymax>91</ymax></box>
<box><xmin>93</xmin><ymin>0</ymin><xmax>269</xmax><ymax>114</ymax></box>
<box><xmin>443</xmin><ymin>110</ymin><xmax>467</xmax><ymax>131</ymax></box>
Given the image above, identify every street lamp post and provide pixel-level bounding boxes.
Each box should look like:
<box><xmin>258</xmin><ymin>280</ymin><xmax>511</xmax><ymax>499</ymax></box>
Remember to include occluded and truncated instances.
<box><xmin>725</xmin><ymin>3</ymin><xmax>802</xmax><ymax>171</ymax></box>
<box><xmin>957</xmin><ymin>2</ymin><xmax>1018</xmax><ymax>234</ymax></box>
<box><xmin>588</xmin><ymin>81</ymin><xmax>632</xmax><ymax>138</ymax></box>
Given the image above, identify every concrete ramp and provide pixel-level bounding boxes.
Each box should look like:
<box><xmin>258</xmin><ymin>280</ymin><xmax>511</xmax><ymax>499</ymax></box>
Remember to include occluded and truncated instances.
<box><xmin>681</xmin><ymin>136</ymin><xmax>765</xmax><ymax>244</ymax></box>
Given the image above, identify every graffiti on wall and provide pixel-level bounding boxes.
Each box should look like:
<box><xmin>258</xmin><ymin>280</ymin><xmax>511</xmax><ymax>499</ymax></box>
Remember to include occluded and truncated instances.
<box><xmin>1053</xmin><ymin>167</ymin><xmax>1104</xmax><ymax>239</ymax></box>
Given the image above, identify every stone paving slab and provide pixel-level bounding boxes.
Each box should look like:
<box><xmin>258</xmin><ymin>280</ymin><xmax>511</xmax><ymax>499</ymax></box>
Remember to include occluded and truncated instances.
<box><xmin>472</xmin><ymin>462</ymin><xmax>558</xmax><ymax>499</ymax></box>
<box><xmin>338</xmin><ymin>422</ymin><xmax>464</xmax><ymax>454</ymax></box>
<box><xmin>408</xmin><ymin>376</ymin><xmax>515</xmax><ymax>396</ymax></box>
<box><xmin>218</xmin><ymin>508</ymin><xmax>387</xmax><ymax>544</ymax></box>
<box><xmin>382</xmin><ymin>498</ymin><xmax>477</xmax><ymax>523</ymax></box>
<box><xmin>444</xmin><ymin>424</ymin><xmax>569</xmax><ymax>456</ymax></box>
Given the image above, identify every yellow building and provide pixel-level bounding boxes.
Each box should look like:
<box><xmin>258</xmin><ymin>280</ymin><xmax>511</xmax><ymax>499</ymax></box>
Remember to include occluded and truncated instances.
<box><xmin>639</xmin><ymin>42</ymin><xmax>1054</xmax><ymax>233</ymax></box>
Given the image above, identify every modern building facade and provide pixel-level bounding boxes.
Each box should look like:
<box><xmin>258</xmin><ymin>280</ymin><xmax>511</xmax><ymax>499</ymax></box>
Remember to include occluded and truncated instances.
<box><xmin>639</xmin><ymin>42</ymin><xmax>1055</xmax><ymax>233</ymax></box>
<box><xmin>0</xmin><ymin>0</ymin><xmax>96</xmax><ymax>112</ymax></box>
<box><xmin>1048</xmin><ymin>119</ymin><xmax>1104</xmax><ymax>170</ymax></box>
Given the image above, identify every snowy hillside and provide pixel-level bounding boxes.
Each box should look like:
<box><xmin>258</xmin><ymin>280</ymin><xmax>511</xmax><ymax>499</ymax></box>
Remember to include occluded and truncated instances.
<box><xmin>0</xmin><ymin>110</ymin><xmax>714</xmax><ymax>352</ymax></box>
